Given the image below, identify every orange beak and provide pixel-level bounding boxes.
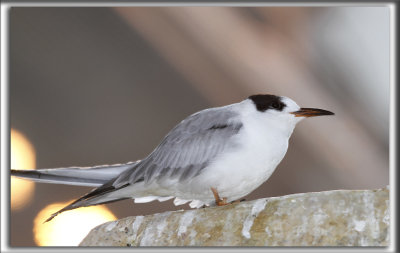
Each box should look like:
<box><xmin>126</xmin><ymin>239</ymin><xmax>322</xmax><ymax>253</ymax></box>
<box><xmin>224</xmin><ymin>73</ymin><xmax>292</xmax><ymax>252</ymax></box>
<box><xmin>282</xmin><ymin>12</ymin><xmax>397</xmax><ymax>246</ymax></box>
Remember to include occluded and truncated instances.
<box><xmin>290</xmin><ymin>108</ymin><xmax>334</xmax><ymax>117</ymax></box>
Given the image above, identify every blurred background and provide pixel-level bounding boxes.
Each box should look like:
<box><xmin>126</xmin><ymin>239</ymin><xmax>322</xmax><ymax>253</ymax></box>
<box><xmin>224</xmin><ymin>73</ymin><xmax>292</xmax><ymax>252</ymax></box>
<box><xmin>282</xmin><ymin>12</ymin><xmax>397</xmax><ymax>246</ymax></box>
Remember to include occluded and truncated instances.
<box><xmin>9</xmin><ymin>6</ymin><xmax>390</xmax><ymax>246</ymax></box>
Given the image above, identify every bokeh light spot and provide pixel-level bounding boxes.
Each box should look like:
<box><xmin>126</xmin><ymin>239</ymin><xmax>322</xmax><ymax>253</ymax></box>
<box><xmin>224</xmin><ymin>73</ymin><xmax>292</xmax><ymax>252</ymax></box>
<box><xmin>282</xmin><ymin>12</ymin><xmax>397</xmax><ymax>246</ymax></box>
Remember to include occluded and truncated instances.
<box><xmin>11</xmin><ymin>129</ymin><xmax>36</xmax><ymax>210</ymax></box>
<box><xmin>33</xmin><ymin>202</ymin><xmax>117</xmax><ymax>246</ymax></box>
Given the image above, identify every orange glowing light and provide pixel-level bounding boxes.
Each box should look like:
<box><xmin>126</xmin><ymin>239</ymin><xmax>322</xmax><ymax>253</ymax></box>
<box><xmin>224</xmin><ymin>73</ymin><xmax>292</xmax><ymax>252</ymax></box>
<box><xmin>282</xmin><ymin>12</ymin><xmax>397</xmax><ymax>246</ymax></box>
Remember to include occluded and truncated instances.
<box><xmin>11</xmin><ymin>129</ymin><xmax>36</xmax><ymax>210</ymax></box>
<box><xmin>33</xmin><ymin>202</ymin><xmax>117</xmax><ymax>246</ymax></box>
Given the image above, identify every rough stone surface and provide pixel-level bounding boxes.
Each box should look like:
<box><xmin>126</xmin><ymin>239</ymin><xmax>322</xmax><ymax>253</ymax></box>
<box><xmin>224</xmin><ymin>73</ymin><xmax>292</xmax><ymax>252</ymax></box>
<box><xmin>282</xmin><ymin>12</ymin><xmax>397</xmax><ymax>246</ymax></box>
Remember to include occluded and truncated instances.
<box><xmin>80</xmin><ymin>187</ymin><xmax>389</xmax><ymax>246</ymax></box>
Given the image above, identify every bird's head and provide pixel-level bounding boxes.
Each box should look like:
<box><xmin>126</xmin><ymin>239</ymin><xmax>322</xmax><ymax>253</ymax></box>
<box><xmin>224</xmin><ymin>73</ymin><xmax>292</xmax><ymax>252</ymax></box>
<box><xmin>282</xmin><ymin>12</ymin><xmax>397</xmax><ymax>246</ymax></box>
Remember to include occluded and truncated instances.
<box><xmin>246</xmin><ymin>94</ymin><xmax>334</xmax><ymax>132</ymax></box>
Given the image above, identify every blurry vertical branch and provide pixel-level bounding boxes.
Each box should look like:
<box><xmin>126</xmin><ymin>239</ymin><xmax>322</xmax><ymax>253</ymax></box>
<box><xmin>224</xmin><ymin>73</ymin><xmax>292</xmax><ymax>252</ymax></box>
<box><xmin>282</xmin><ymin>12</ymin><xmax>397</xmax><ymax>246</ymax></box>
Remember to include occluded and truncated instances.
<box><xmin>113</xmin><ymin>7</ymin><xmax>388</xmax><ymax>188</ymax></box>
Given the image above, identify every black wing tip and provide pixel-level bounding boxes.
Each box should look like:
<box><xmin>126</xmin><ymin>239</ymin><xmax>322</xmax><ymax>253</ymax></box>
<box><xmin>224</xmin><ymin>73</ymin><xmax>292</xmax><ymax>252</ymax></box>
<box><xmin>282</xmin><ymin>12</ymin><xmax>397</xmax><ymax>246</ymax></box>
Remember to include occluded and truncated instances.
<box><xmin>44</xmin><ymin>213</ymin><xmax>58</xmax><ymax>223</ymax></box>
<box><xmin>10</xmin><ymin>169</ymin><xmax>39</xmax><ymax>177</ymax></box>
<box><xmin>11</xmin><ymin>169</ymin><xmax>22</xmax><ymax>174</ymax></box>
<box><xmin>11</xmin><ymin>169</ymin><xmax>36</xmax><ymax>174</ymax></box>
<box><xmin>43</xmin><ymin>203</ymin><xmax>74</xmax><ymax>223</ymax></box>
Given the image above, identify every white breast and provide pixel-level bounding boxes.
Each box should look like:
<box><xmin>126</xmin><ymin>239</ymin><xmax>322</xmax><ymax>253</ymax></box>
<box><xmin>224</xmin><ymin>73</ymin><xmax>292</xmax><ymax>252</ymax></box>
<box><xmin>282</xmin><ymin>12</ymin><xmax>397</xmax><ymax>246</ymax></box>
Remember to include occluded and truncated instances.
<box><xmin>205</xmin><ymin>118</ymin><xmax>289</xmax><ymax>201</ymax></box>
<box><xmin>176</xmin><ymin>106</ymin><xmax>293</xmax><ymax>203</ymax></box>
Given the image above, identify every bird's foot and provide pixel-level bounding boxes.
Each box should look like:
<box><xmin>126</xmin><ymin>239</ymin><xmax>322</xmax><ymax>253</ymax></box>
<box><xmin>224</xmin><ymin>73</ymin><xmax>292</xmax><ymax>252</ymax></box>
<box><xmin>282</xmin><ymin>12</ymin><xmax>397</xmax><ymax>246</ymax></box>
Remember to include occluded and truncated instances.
<box><xmin>210</xmin><ymin>187</ymin><xmax>228</xmax><ymax>206</ymax></box>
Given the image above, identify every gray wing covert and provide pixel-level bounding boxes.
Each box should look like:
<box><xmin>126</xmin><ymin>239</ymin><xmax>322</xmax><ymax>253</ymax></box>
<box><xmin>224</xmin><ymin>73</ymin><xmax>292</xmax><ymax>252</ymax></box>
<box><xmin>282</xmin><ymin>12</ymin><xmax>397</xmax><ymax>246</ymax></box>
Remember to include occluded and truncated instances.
<box><xmin>113</xmin><ymin>107</ymin><xmax>243</xmax><ymax>187</ymax></box>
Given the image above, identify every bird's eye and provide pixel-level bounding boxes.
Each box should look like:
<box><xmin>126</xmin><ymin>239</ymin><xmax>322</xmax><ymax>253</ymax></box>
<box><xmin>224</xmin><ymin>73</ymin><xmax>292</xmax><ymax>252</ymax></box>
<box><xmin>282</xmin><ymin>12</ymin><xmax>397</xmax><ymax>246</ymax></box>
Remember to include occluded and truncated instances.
<box><xmin>271</xmin><ymin>102</ymin><xmax>283</xmax><ymax>110</ymax></box>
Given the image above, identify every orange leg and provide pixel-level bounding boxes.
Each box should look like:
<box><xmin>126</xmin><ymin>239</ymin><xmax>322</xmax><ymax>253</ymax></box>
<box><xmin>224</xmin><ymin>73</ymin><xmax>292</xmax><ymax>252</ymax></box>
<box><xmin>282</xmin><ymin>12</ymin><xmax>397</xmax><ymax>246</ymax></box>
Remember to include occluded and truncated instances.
<box><xmin>210</xmin><ymin>187</ymin><xmax>228</xmax><ymax>206</ymax></box>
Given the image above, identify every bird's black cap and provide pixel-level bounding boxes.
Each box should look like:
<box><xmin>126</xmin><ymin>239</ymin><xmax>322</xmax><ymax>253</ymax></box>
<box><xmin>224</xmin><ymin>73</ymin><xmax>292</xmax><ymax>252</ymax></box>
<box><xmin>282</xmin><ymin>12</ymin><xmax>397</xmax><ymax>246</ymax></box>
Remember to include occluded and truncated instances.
<box><xmin>248</xmin><ymin>94</ymin><xmax>286</xmax><ymax>112</ymax></box>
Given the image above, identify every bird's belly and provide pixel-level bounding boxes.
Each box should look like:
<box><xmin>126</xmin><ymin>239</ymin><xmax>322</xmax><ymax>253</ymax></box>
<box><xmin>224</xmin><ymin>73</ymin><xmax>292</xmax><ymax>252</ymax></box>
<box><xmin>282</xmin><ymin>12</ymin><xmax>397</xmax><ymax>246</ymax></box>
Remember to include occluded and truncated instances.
<box><xmin>179</xmin><ymin>136</ymin><xmax>289</xmax><ymax>203</ymax></box>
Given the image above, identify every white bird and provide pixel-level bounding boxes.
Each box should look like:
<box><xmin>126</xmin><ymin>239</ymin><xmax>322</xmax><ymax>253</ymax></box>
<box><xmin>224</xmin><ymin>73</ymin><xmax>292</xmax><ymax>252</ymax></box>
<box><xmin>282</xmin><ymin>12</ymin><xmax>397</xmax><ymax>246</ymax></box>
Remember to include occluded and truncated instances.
<box><xmin>11</xmin><ymin>94</ymin><xmax>334</xmax><ymax>222</ymax></box>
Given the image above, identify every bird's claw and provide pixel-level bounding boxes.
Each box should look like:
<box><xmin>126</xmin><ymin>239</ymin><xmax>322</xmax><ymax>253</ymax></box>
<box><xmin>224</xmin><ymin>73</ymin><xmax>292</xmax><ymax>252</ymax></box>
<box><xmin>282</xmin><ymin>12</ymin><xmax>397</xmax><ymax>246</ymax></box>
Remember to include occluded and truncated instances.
<box><xmin>210</xmin><ymin>187</ymin><xmax>229</xmax><ymax>206</ymax></box>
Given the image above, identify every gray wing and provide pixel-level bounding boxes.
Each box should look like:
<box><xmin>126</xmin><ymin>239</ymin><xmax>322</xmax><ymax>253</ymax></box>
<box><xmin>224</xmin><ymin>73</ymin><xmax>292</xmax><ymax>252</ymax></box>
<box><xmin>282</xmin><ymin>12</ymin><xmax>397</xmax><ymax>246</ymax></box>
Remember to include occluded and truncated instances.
<box><xmin>113</xmin><ymin>107</ymin><xmax>243</xmax><ymax>187</ymax></box>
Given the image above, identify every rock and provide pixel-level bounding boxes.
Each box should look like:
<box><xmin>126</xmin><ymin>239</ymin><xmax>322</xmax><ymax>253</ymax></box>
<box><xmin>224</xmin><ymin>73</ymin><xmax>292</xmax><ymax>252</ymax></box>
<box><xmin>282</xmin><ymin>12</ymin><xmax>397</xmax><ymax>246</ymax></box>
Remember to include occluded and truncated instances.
<box><xmin>80</xmin><ymin>187</ymin><xmax>389</xmax><ymax>246</ymax></box>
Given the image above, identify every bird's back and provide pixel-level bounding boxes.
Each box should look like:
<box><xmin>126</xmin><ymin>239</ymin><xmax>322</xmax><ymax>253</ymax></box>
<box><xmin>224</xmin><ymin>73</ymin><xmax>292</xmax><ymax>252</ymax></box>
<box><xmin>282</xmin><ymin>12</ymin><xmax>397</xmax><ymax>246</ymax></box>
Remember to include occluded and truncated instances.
<box><xmin>112</xmin><ymin>104</ymin><xmax>244</xmax><ymax>189</ymax></box>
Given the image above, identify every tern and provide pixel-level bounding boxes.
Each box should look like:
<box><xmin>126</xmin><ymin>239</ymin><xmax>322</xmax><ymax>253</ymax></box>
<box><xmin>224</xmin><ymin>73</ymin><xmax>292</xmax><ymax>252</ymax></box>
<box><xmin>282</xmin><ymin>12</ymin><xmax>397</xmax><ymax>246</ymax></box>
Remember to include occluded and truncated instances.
<box><xmin>11</xmin><ymin>94</ymin><xmax>334</xmax><ymax>222</ymax></box>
